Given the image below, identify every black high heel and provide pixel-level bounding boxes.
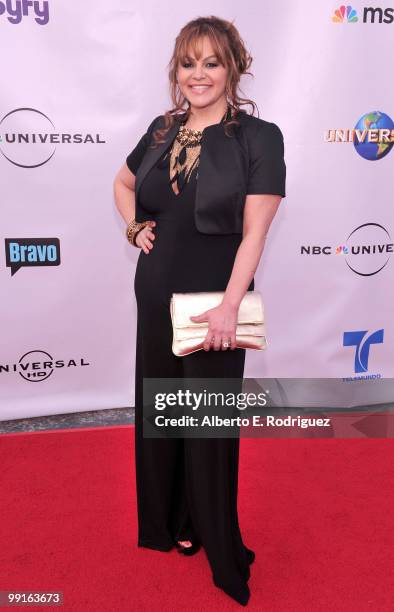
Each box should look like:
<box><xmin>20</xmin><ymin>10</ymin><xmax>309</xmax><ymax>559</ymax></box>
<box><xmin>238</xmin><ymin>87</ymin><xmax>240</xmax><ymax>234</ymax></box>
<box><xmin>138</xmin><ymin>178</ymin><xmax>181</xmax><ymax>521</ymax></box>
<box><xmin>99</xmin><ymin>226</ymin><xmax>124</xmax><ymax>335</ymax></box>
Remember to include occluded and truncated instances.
<box><xmin>174</xmin><ymin>538</ymin><xmax>201</xmax><ymax>556</ymax></box>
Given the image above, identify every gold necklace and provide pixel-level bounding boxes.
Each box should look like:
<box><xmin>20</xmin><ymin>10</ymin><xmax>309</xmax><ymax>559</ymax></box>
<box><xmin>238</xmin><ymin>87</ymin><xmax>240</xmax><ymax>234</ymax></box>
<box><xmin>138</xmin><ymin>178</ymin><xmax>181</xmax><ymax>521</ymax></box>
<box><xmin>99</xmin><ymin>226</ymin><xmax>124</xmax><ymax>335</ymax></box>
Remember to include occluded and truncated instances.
<box><xmin>176</xmin><ymin>123</ymin><xmax>203</xmax><ymax>146</ymax></box>
<box><xmin>167</xmin><ymin>106</ymin><xmax>231</xmax><ymax>193</ymax></box>
<box><xmin>169</xmin><ymin>124</ymin><xmax>202</xmax><ymax>193</ymax></box>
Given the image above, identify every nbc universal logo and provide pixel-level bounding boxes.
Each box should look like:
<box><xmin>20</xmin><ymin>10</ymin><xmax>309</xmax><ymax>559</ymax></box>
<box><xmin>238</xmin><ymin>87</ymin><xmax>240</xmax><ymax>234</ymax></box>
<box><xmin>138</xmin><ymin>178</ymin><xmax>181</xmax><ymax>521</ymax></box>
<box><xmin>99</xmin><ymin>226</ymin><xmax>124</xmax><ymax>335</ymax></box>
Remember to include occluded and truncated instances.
<box><xmin>332</xmin><ymin>5</ymin><xmax>394</xmax><ymax>23</ymax></box>
<box><xmin>301</xmin><ymin>223</ymin><xmax>393</xmax><ymax>276</ymax></box>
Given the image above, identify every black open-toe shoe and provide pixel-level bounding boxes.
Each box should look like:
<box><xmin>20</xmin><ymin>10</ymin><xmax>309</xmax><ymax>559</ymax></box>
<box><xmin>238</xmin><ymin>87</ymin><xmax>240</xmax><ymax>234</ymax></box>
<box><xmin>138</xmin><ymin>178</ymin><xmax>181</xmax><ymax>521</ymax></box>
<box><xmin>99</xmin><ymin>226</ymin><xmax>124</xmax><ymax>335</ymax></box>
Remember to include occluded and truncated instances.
<box><xmin>174</xmin><ymin>538</ymin><xmax>201</xmax><ymax>556</ymax></box>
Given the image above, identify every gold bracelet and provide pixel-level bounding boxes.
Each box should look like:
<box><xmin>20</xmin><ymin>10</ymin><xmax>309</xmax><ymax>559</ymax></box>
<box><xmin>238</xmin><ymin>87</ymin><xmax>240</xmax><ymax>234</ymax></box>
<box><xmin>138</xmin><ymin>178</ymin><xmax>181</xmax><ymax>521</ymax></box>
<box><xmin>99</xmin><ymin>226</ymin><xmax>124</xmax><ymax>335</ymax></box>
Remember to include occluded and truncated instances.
<box><xmin>126</xmin><ymin>219</ymin><xmax>149</xmax><ymax>246</ymax></box>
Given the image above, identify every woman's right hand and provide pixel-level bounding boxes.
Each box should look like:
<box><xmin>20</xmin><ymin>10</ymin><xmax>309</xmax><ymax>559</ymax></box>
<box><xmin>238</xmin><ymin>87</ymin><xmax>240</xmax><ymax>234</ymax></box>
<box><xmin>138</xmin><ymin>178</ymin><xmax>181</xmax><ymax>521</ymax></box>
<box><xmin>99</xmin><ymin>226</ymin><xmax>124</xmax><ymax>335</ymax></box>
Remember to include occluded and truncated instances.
<box><xmin>135</xmin><ymin>221</ymin><xmax>156</xmax><ymax>254</ymax></box>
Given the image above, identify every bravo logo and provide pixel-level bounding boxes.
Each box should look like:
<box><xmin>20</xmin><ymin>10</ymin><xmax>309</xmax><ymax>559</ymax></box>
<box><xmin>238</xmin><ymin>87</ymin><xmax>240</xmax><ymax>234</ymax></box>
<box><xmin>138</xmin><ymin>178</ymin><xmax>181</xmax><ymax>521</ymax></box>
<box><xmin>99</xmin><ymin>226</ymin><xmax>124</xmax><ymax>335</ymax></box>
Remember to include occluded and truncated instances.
<box><xmin>5</xmin><ymin>237</ymin><xmax>60</xmax><ymax>276</ymax></box>
<box><xmin>0</xmin><ymin>0</ymin><xmax>49</xmax><ymax>25</ymax></box>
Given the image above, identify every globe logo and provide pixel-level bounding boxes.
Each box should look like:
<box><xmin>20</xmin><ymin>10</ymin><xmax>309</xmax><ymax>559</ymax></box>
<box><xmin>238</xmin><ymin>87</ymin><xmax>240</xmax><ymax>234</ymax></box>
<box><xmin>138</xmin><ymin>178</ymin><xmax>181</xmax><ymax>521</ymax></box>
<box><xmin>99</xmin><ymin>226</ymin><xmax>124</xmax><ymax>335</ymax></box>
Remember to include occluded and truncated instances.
<box><xmin>353</xmin><ymin>111</ymin><xmax>394</xmax><ymax>161</ymax></box>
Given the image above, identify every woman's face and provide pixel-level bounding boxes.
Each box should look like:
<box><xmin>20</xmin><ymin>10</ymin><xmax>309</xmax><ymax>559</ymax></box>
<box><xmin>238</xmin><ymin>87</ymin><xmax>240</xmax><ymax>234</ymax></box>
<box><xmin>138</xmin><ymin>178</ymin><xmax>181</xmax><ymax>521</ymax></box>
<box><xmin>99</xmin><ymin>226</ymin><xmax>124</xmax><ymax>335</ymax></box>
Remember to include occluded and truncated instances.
<box><xmin>176</xmin><ymin>36</ymin><xmax>228</xmax><ymax>111</ymax></box>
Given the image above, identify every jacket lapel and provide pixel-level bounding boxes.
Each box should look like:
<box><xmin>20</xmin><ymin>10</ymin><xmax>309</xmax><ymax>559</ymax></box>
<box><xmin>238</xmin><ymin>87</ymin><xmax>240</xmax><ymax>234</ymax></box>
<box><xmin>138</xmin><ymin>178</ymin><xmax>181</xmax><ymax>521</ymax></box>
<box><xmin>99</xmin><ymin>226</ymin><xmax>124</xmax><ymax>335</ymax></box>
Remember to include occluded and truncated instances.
<box><xmin>135</xmin><ymin>113</ymin><xmax>186</xmax><ymax>202</ymax></box>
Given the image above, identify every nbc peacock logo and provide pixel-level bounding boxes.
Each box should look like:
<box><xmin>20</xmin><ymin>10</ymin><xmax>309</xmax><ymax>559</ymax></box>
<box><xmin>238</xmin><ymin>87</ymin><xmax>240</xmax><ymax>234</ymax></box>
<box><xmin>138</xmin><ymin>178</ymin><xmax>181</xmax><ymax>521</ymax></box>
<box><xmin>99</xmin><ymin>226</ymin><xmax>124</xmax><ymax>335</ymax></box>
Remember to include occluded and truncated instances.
<box><xmin>332</xmin><ymin>5</ymin><xmax>358</xmax><ymax>22</ymax></box>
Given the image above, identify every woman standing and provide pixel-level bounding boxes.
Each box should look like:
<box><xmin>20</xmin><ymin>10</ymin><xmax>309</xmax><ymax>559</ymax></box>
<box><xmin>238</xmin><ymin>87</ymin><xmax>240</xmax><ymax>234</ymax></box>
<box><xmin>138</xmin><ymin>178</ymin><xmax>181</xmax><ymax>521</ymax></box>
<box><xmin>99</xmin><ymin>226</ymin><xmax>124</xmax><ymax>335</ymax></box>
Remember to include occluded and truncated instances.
<box><xmin>114</xmin><ymin>16</ymin><xmax>286</xmax><ymax>606</ymax></box>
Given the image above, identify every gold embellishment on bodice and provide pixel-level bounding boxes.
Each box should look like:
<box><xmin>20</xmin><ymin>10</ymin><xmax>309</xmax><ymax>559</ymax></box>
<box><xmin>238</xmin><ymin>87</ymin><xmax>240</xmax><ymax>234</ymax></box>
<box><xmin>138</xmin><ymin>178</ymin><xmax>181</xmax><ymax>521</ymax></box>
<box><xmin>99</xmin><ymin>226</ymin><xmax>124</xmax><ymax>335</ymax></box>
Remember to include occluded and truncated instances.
<box><xmin>168</xmin><ymin>124</ymin><xmax>202</xmax><ymax>196</ymax></box>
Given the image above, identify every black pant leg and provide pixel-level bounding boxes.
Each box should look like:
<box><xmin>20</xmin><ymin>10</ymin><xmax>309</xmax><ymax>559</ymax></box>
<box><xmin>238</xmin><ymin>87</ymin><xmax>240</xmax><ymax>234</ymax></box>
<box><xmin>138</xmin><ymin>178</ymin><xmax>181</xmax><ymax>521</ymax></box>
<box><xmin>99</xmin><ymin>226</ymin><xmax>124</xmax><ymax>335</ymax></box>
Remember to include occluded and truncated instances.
<box><xmin>134</xmin><ymin>304</ymin><xmax>185</xmax><ymax>550</ymax></box>
<box><xmin>181</xmin><ymin>348</ymin><xmax>251</xmax><ymax>603</ymax></box>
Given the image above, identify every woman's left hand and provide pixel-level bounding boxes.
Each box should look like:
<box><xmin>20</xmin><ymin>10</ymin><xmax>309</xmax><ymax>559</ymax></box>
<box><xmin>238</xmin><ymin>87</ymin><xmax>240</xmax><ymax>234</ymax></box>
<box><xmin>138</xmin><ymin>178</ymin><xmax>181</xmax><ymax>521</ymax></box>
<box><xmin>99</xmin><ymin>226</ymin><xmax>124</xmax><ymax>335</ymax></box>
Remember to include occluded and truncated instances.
<box><xmin>190</xmin><ymin>302</ymin><xmax>238</xmax><ymax>351</ymax></box>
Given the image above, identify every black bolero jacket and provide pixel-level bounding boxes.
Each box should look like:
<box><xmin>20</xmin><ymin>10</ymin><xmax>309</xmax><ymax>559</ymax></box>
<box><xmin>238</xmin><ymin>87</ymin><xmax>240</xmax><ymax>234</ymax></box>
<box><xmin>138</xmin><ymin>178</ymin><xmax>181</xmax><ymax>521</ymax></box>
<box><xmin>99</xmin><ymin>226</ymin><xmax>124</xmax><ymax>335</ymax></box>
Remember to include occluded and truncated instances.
<box><xmin>126</xmin><ymin>109</ymin><xmax>286</xmax><ymax>235</ymax></box>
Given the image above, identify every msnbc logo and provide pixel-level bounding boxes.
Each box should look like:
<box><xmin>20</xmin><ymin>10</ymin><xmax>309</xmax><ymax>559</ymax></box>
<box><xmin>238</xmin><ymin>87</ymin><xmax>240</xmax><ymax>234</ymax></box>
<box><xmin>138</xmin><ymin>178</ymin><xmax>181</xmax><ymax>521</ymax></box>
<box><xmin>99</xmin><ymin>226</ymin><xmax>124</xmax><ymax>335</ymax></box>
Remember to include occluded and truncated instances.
<box><xmin>332</xmin><ymin>5</ymin><xmax>394</xmax><ymax>23</ymax></box>
<box><xmin>332</xmin><ymin>5</ymin><xmax>358</xmax><ymax>22</ymax></box>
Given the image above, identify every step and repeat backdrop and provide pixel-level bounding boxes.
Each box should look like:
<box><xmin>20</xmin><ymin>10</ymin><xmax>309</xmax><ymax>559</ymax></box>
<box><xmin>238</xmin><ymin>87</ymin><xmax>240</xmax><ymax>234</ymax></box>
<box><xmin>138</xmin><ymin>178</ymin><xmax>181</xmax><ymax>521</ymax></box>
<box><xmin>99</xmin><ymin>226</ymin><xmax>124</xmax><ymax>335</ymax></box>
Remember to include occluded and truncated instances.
<box><xmin>1</xmin><ymin>1</ymin><xmax>393</xmax><ymax>419</ymax></box>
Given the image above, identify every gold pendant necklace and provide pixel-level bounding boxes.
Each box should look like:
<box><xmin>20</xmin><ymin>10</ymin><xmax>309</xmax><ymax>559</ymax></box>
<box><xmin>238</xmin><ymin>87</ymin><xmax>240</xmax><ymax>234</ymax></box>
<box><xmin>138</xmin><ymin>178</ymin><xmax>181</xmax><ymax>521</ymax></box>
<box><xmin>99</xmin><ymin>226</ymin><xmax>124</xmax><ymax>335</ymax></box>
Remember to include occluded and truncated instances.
<box><xmin>169</xmin><ymin>124</ymin><xmax>202</xmax><ymax>193</ymax></box>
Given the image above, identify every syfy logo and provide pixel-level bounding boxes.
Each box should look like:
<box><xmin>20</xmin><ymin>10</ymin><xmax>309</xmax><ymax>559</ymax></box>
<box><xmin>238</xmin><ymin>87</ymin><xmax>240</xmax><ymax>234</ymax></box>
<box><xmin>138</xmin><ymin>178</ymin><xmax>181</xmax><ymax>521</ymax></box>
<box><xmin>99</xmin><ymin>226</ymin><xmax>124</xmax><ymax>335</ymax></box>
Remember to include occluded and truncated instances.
<box><xmin>0</xmin><ymin>0</ymin><xmax>49</xmax><ymax>25</ymax></box>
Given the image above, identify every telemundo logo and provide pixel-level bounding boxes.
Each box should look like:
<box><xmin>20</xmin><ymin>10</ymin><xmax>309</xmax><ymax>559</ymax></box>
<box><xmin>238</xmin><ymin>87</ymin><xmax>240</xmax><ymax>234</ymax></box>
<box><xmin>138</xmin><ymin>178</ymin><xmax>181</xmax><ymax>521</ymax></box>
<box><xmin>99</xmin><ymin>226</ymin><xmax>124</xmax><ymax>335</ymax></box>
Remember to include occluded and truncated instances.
<box><xmin>343</xmin><ymin>329</ymin><xmax>384</xmax><ymax>381</ymax></box>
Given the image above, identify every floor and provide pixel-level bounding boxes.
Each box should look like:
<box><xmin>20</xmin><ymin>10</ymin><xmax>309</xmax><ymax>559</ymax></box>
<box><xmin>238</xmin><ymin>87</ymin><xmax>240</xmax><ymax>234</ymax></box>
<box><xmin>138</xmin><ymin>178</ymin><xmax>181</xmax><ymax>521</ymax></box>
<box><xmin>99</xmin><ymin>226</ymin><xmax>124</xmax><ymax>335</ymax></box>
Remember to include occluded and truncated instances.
<box><xmin>0</xmin><ymin>408</ymin><xmax>134</xmax><ymax>434</ymax></box>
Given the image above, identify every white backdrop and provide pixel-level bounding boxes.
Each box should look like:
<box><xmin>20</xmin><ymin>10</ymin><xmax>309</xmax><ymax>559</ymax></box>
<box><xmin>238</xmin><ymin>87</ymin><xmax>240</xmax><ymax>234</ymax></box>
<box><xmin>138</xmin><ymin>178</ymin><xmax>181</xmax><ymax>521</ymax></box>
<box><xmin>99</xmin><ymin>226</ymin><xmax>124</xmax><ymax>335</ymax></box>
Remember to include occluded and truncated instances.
<box><xmin>1</xmin><ymin>1</ymin><xmax>393</xmax><ymax>420</ymax></box>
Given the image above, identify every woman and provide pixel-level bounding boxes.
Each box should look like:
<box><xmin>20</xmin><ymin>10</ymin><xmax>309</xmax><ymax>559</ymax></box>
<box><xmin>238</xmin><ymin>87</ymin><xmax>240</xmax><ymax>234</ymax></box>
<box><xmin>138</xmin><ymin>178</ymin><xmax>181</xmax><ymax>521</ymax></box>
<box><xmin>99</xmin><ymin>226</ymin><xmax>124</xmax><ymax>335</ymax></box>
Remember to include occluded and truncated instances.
<box><xmin>113</xmin><ymin>16</ymin><xmax>286</xmax><ymax>606</ymax></box>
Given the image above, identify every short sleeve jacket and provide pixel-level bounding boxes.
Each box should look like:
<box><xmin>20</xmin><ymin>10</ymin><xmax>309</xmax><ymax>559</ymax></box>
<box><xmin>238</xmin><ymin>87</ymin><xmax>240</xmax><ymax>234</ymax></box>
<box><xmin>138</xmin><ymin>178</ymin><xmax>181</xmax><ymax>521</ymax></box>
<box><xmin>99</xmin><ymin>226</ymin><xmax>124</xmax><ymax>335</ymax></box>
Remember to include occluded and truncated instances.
<box><xmin>126</xmin><ymin>110</ymin><xmax>286</xmax><ymax>235</ymax></box>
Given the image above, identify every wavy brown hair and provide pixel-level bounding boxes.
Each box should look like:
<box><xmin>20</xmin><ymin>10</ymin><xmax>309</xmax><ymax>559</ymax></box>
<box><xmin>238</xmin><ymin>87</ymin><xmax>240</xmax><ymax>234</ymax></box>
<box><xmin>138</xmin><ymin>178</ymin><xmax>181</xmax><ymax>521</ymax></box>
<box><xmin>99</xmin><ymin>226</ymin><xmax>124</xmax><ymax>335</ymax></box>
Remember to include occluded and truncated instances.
<box><xmin>150</xmin><ymin>15</ymin><xmax>258</xmax><ymax>148</ymax></box>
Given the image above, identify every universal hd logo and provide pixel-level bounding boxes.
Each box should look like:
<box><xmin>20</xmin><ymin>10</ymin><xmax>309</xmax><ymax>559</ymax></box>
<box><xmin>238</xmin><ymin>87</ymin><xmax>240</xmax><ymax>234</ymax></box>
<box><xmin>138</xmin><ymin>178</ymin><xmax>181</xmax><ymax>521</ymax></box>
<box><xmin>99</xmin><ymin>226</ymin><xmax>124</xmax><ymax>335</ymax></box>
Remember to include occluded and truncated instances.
<box><xmin>0</xmin><ymin>350</ymin><xmax>90</xmax><ymax>382</ymax></box>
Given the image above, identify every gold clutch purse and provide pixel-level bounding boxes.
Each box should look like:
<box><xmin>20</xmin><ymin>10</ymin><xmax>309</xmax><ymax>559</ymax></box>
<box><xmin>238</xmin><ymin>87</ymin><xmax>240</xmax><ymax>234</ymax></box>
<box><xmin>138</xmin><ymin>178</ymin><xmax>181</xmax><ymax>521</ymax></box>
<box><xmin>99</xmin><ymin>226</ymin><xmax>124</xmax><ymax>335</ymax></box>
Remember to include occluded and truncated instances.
<box><xmin>170</xmin><ymin>290</ymin><xmax>267</xmax><ymax>357</ymax></box>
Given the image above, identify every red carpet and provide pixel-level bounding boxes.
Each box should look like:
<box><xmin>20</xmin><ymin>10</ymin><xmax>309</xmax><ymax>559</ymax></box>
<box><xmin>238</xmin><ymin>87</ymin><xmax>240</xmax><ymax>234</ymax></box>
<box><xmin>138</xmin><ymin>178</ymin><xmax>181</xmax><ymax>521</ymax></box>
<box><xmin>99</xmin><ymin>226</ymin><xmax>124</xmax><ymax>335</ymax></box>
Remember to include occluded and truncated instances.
<box><xmin>0</xmin><ymin>426</ymin><xmax>393</xmax><ymax>611</ymax></box>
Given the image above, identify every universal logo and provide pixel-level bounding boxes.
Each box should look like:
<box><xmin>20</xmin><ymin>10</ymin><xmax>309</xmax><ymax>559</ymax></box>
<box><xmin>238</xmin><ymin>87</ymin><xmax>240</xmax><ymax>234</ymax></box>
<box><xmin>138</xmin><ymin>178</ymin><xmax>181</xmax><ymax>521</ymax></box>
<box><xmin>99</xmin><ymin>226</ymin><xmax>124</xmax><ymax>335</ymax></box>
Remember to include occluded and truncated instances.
<box><xmin>332</xmin><ymin>5</ymin><xmax>394</xmax><ymax>23</ymax></box>
<box><xmin>5</xmin><ymin>238</ymin><xmax>60</xmax><ymax>276</ymax></box>
<box><xmin>0</xmin><ymin>350</ymin><xmax>90</xmax><ymax>382</ymax></box>
<box><xmin>301</xmin><ymin>223</ymin><xmax>392</xmax><ymax>276</ymax></box>
<box><xmin>325</xmin><ymin>110</ymin><xmax>394</xmax><ymax>161</ymax></box>
<box><xmin>0</xmin><ymin>108</ymin><xmax>106</xmax><ymax>168</ymax></box>
<box><xmin>0</xmin><ymin>0</ymin><xmax>49</xmax><ymax>25</ymax></box>
<box><xmin>342</xmin><ymin>329</ymin><xmax>384</xmax><ymax>381</ymax></box>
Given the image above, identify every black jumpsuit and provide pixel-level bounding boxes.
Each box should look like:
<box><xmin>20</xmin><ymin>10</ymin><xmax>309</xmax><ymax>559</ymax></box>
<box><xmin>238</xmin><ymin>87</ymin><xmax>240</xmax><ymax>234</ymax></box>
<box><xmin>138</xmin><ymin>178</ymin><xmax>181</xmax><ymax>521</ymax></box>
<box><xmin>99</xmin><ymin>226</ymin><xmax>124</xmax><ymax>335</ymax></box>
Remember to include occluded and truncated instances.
<box><xmin>128</xmin><ymin>127</ymin><xmax>255</xmax><ymax>606</ymax></box>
